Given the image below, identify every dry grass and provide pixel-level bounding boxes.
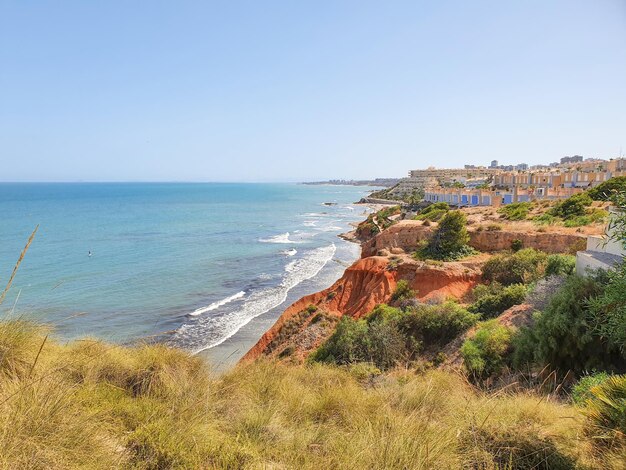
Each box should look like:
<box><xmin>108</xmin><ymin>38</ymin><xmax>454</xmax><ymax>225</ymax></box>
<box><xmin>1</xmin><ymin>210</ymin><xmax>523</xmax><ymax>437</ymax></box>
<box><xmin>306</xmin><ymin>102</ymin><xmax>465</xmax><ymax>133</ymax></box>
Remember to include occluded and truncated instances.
<box><xmin>0</xmin><ymin>320</ymin><xmax>622</xmax><ymax>468</ymax></box>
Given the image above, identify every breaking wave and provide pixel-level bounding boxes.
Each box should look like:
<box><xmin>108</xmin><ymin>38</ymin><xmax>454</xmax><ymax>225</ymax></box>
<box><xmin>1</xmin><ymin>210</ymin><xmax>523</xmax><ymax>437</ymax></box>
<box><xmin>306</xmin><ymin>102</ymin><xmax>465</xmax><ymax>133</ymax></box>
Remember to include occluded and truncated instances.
<box><xmin>259</xmin><ymin>232</ymin><xmax>304</xmax><ymax>244</ymax></box>
<box><xmin>187</xmin><ymin>291</ymin><xmax>246</xmax><ymax>316</ymax></box>
<box><xmin>172</xmin><ymin>244</ymin><xmax>337</xmax><ymax>354</ymax></box>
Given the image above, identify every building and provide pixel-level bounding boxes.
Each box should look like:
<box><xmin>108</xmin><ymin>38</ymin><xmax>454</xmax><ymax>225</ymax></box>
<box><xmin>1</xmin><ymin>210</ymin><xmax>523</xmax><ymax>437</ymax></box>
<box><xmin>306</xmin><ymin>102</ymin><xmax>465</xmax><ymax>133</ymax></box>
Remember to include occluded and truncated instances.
<box><xmin>390</xmin><ymin>166</ymin><xmax>499</xmax><ymax>197</ymax></box>
<box><xmin>576</xmin><ymin>208</ymin><xmax>625</xmax><ymax>275</ymax></box>
<box><xmin>490</xmin><ymin>160</ymin><xmax>498</xmax><ymax>168</ymax></box>
<box><xmin>423</xmin><ymin>185</ymin><xmax>582</xmax><ymax>207</ymax></box>
<box><xmin>560</xmin><ymin>155</ymin><xmax>584</xmax><ymax>165</ymax></box>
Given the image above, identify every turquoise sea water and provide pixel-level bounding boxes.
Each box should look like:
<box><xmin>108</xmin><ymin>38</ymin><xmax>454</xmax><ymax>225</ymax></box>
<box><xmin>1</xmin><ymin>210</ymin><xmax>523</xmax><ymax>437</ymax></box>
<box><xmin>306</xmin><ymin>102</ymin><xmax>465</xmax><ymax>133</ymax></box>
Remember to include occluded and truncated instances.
<box><xmin>0</xmin><ymin>183</ymin><xmax>373</xmax><ymax>353</ymax></box>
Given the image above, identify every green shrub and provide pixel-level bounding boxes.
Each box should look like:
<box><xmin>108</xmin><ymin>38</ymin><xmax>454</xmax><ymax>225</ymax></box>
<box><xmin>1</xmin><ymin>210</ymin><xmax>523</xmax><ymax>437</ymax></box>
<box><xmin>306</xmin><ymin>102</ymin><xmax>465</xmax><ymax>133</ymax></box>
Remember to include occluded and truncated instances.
<box><xmin>533</xmin><ymin>213</ymin><xmax>558</xmax><ymax>225</ymax></box>
<box><xmin>545</xmin><ymin>254</ymin><xmax>575</xmax><ymax>276</ymax></box>
<box><xmin>498</xmin><ymin>202</ymin><xmax>531</xmax><ymax>221</ymax></box>
<box><xmin>550</xmin><ymin>192</ymin><xmax>592</xmax><ymax>219</ymax></box>
<box><xmin>414</xmin><ymin>202</ymin><xmax>450</xmax><ymax>222</ymax></box>
<box><xmin>485</xmin><ymin>223</ymin><xmax>502</xmax><ymax>231</ymax></box>
<box><xmin>588</xmin><ymin>261</ymin><xmax>626</xmax><ymax>354</ymax></box>
<box><xmin>512</xmin><ymin>274</ymin><xmax>624</xmax><ymax>374</ymax></box>
<box><xmin>469</xmin><ymin>283</ymin><xmax>527</xmax><ymax>319</ymax></box>
<box><xmin>418</xmin><ymin>211</ymin><xmax>473</xmax><ymax>261</ymax></box>
<box><xmin>482</xmin><ymin>248</ymin><xmax>548</xmax><ymax>286</ymax></box>
<box><xmin>563</xmin><ymin>215</ymin><xmax>592</xmax><ymax>227</ymax></box>
<box><xmin>572</xmin><ymin>372</ymin><xmax>610</xmax><ymax>406</ymax></box>
<box><xmin>311</xmin><ymin>306</ymin><xmax>408</xmax><ymax>370</ymax></box>
<box><xmin>366</xmin><ymin>304</ymin><xmax>404</xmax><ymax>324</ymax></box>
<box><xmin>310</xmin><ymin>317</ymin><xmax>372</xmax><ymax>366</ymax></box>
<box><xmin>588</xmin><ymin>176</ymin><xmax>626</xmax><ymax>200</ymax></box>
<box><xmin>510</xmin><ymin>239</ymin><xmax>523</xmax><ymax>252</ymax></box>
<box><xmin>390</xmin><ymin>280</ymin><xmax>416</xmax><ymax>303</ymax></box>
<box><xmin>312</xmin><ymin>301</ymin><xmax>478</xmax><ymax>369</ymax></box>
<box><xmin>398</xmin><ymin>302</ymin><xmax>479</xmax><ymax>347</ymax></box>
<box><xmin>461</xmin><ymin>320</ymin><xmax>512</xmax><ymax>378</ymax></box>
<box><xmin>581</xmin><ymin>374</ymin><xmax>626</xmax><ymax>446</ymax></box>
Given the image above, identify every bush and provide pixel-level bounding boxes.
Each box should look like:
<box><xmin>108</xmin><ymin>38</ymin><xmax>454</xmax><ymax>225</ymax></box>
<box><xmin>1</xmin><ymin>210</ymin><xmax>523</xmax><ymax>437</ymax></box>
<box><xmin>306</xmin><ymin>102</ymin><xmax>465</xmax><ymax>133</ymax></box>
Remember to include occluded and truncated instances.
<box><xmin>550</xmin><ymin>192</ymin><xmax>592</xmax><ymax>219</ymax></box>
<box><xmin>414</xmin><ymin>202</ymin><xmax>450</xmax><ymax>222</ymax></box>
<box><xmin>469</xmin><ymin>283</ymin><xmax>527</xmax><ymax>319</ymax></box>
<box><xmin>510</xmin><ymin>239</ymin><xmax>523</xmax><ymax>252</ymax></box>
<box><xmin>482</xmin><ymin>248</ymin><xmax>548</xmax><ymax>285</ymax></box>
<box><xmin>312</xmin><ymin>301</ymin><xmax>479</xmax><ymax>369</ymax></box>
<box><xmin>545</xmin><ymin>254</ymin><xmax>575</xmax><ymax>276</ymax></box>
<box><xmin>461</xmin><ymin>320</ymin><xmax>512</xmax><ymax>379</ymax></box>
<box><xmin>398</xmin><ymin>302</ymin><xmax>479</xmax><ymax>347</ymax></box>
<box><xmin>390</xmin><ymin>280</ymin><xmax>416</xmax><ymax>304</ymax></box>
<box><xmin>588</xmin><ymin>176</ymin><xmax>626</xmax><ymax>201</ymax></box>
<box><xmin>581</xmin><ymin>374</ymin><xmax>626</xmax><ymax>446</ymax></box>
<box><xmin>418</xmin><ymin>211</ymin><xmax>473</xmax><ymax>261</ymax></box>
<box><xmin>572</xmin><ymin>372</ymin><xmax>610</xmax><ymax>406</ymax></box>
<box><xmin>588</xmin><ymin>261</ymin><xmax>626</xmax><ymax>355</ymax></box>
<box><xmin>485</xmin><ymin>223</ymin><xmax>502</xmax><ymax>231</ymax></box>
<box><xmin>533</xmin><ymin>213</ymin><xmax>558</xmax><ymax>225</ymax></box>
<box><xmin>512</xmin><ymin>274</ymin><xmax>624</xmax><ymax>374</ymax></box>
<box><xmin>498</xmin><ymin>202</ymin><xmax>531</xmax><ymax>221</ymax></box>
<box><xmin>311</xmin><ymin>306</ymin><xmax>408</xmax><ymax>370</ymax></box>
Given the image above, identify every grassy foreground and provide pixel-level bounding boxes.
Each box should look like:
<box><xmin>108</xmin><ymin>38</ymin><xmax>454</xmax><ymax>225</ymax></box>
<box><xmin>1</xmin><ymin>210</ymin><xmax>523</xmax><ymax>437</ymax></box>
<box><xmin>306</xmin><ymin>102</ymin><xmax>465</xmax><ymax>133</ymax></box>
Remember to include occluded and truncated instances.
<box><xmin>0</xmin><ymin>321</ymin><xmax>622</xmax><ymax>469</ymax></box>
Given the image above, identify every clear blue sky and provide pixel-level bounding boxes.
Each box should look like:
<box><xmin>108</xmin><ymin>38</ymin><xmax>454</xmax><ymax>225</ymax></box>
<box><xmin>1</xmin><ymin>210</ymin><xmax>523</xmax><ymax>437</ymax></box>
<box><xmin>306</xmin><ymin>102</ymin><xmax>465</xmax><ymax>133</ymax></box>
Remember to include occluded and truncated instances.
<box><xmin>1</xmin><ymin>1</ymin><xmax>625</xmax><ymax>182</ymax></box>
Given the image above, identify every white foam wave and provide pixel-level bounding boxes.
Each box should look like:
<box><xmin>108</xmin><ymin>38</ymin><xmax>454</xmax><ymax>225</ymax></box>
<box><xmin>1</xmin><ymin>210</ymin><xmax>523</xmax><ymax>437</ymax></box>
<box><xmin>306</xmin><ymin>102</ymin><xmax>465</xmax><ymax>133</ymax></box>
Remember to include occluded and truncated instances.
<box><xmin>282</xmin><ymin>248</ymin><xmax>297</xmax><ymax>257</ymax></box>
<box><xmin>188</xmin><ymin>291</ymin><xmax>246</xmax><ymax>316</ymax></box>
<box><xmin>317</xmin><ymin>225</ymin><xmax>344</xmax><ymax>232</ymax></box>
<box><xmin>302</xmin><ymin>220</ymin><xmax>317</xmax><ymax>227</ymax></box>
<box><xmin>259</xmin><ymin>232</ymin><xmax>304</xmax><ymax>244</ymax></box>
<box><xmin>173</xmin><ymin>244</ymin><xmax>337</xmax><ymax>354</ymax></box>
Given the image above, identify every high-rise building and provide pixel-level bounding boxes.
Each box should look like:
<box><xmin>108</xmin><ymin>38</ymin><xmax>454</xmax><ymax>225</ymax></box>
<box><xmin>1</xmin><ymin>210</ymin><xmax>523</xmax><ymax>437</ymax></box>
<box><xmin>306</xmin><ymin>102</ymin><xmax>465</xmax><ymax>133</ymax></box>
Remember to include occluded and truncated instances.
<box><xmin>490</xmin><ymin>160</ymin><xmax>498</xmax><ymax>168</ymax></box>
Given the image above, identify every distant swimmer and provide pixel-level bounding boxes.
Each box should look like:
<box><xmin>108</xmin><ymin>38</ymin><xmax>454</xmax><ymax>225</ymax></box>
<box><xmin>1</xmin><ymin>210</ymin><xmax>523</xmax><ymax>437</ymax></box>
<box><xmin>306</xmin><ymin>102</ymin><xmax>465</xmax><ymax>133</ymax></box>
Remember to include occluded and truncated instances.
<box><xmin>88</xmin><ymin>251</ymin><xmax>92</xmax><ymax>257</ymax></box>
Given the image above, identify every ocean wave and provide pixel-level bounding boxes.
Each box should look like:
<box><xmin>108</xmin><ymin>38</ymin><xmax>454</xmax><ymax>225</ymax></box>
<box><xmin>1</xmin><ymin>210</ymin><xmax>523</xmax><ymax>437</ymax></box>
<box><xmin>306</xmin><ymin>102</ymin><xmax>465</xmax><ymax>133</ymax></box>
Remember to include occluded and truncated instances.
<box><xmin>173</xmin><ymin>244</ymin><xmax>337</xmax><ymax>354</ymax></box>
<box><xmin>258</xmin><ymin>232</ymin><xmax>304</xmax><ymax>244</ymax></box>
<box><xmin>302</xmin><ymin>220</ymin><xmax>317</xmax><ymax>227</ymax></box>
<box><xmin>316</xmin><ymin>225</ymin><xmax>344</xmax><ymax>232</ymax></box>
<box><xmin>300</xmin><ymin>212</ymin><xmax>329</xmax><ymax>218</ymax></box>
<box><xmin>188</xmin><ymin>291</ymin><xmax>246</xmax><ymax>316</ymax></box>
<box><xmin>282</xmin><ymin>248</ymin><xmax>297</xmax><ymax>256</ymax></box>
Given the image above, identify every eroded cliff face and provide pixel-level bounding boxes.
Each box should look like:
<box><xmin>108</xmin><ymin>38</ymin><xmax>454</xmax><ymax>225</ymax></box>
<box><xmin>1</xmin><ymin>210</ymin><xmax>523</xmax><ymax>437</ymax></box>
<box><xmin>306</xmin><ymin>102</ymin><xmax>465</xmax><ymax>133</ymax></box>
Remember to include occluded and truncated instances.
<box><xmin>243</xmin><ymin>217</ymin><xmax>587</xmax><ymax>364</ymax></box>
<box><xmin>242</xmin><ymin>255</ymin><xmax>482</xmax><ymax>362</ymax></box>
<box><xmin>362</xmin><ymin>220</ymin><xmax>586</xmax><ymax>257</ymax></box>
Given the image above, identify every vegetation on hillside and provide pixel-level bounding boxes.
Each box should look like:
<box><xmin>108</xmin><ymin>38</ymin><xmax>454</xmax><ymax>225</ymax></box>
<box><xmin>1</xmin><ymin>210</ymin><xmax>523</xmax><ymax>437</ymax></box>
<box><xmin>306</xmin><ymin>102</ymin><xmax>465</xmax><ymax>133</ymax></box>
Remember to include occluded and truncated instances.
<box><xmin>513</xmin><ymin>271</ymin><xmax>626</xmax><ymax>374</ymax></box>
<box><xmin>413</xmin><ymin>202</ymin><xmax>450</xmax><ymax>222</ymax></box>
<box><xmin>588</xmin><ymin>176</ymin><xmax>626</xmax><ymax>201</ymax></box>
<box><xmin>356</xmin><ymin>205</ymin><xmax>401</xmax><ymax>236</ymax></box>
<box><xmin>1</xmin><ymin>320</ymin><xmax>622</xmax><ymax>469</ymax></box>
<box><xmin>311</xmin><ymin>302</ymin><xmax>478</xmax><ymax>370</ymax></box>
<box><xmin>415</xmin><ymin>210</ymin><xmax>475</xmax><ymax>261</ymax></box>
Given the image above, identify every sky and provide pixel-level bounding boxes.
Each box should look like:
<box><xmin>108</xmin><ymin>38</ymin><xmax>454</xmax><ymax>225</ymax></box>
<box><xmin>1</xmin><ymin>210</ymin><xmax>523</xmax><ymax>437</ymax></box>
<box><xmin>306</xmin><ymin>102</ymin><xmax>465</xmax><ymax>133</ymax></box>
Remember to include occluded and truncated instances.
<box><xmin>1</xmin><ymin>1</ymin><xmax>625</xmax><ymax>182</ymax></box>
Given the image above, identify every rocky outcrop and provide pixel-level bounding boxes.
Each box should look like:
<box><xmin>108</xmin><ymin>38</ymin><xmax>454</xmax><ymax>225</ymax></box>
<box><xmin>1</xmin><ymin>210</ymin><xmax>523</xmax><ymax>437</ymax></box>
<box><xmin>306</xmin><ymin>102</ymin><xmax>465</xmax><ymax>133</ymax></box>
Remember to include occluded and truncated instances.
<box><xmin>242</xmin><ymin>255</ymin><xmax>483</xmax><ymax>362</ymax></box>
<box><xmin>242</xmin><ymin>257</ymin><xmax>396</xmax><ymax>362</ymax></box>
<box><xmin>362</xmin><ymin>220</ymin><xmax>586</xmax><ymax>257</ymax></box>
<box><xmin>469</xmin><ymin>230</ymin><xmax>584</xmax><ymax>254</ymax></box>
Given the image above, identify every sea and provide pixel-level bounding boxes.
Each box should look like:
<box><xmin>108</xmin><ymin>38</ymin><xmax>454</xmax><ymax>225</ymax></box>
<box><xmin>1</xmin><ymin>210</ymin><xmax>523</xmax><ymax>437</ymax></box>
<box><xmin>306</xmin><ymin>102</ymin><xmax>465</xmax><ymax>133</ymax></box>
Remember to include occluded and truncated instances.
<box><xmin>0</xmin><ymin>183</ymin><xmax>375</xmax><ymax>357</ymax></box>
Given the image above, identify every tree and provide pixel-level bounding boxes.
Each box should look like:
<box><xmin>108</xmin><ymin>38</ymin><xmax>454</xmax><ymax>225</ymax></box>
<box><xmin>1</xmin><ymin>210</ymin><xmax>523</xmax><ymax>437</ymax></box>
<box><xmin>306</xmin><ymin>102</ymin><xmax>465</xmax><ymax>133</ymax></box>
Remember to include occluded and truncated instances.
<box><xmin>587</xmin><ymin>176</ymin><xmax>626</xmax><ymax>201</ymax></box>
<box><xmin>549</xmin><ymin>192</ymin><xmax>592</xmax><ymax>219</ymax></box>
<box><xmin>421</xmin><ymin>210</ymin><xmax>471</xmax><ymax>260</ymax></box>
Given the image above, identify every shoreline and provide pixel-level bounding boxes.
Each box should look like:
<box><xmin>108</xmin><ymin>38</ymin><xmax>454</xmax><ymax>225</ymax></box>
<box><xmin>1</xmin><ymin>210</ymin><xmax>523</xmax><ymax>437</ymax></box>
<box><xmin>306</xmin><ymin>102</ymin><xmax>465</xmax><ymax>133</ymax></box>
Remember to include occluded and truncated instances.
<box><xmin>197</xmin><ymin>202</ymin><xmax>399</xmax><ymax>370</ymax></box>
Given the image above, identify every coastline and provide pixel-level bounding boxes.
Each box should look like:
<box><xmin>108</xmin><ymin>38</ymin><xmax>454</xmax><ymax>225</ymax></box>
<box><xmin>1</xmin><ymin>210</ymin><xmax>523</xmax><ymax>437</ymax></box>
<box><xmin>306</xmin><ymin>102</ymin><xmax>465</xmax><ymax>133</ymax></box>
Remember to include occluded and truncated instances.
<box><xmin>197</xmin><ymin>199</ymin><xmax>404</xmax><ymax>371</ymax></box>
<box><xmin>198</xmin><ymin>233</ymin><xmax>361</xmax><ymax>371</ymax></box>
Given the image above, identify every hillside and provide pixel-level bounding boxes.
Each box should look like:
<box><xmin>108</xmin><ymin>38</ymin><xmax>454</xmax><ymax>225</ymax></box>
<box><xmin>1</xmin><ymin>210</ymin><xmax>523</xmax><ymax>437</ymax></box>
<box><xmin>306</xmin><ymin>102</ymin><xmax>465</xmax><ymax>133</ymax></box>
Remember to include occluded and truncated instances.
<box><xmin>0</xmin><ymin>321</ymin><xmax>623</xmax><ymax>469</ymax></box>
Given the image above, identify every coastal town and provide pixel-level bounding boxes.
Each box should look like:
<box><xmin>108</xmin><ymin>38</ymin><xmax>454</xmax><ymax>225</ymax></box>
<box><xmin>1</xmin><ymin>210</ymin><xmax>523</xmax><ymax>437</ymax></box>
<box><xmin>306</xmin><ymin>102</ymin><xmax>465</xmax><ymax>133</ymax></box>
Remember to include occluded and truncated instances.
<box><xmin>380</xmin><ymin>155</ymin><xmax>626</xmax><ymax>207</ymax></box>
